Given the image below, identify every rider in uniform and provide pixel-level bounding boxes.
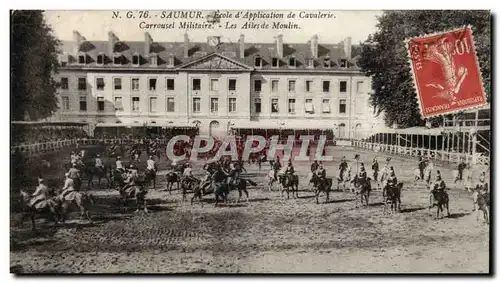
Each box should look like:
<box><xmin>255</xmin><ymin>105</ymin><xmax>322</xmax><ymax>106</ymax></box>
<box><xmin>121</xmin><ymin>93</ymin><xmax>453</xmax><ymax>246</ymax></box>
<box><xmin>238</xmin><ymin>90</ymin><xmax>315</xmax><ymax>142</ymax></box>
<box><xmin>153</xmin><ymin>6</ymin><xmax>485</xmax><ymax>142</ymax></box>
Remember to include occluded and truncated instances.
<box><xmin>371</xmin><ymin>157</ymin><xmax>379</xmax><ymax>181</ymax></box>
<box><xmin>316</xmin><ymin>162</ymin><xmax>327</xmax><ymax>187</ymax></box>
<box><xmin>386</xmin><ymin>167</ymin><xmax>398</xmax><ymax>190</ymax></box>
<box><xmin>418</xmin><ymin>157</ymin><xmax>427</xmax><ymax>180</ymax></box>
<box><xmin>457</xmin><ymin>159</ymin><xmax>467</xmax><ymax>182</ymax></box>
<box><xmin>272</xmin><ymin>156</ymin><xmax>282</xmax><ymax>181</ymax></box>
<box><xmin>67</xmin><ymin>163</ymin><xmax>81</xmax><ymax>191</ymax></box>
<box><xmin>339</xmin><ymin>157</ymin><xmax>348</xmax><ymax>181</ymax></box>
<box><xmin>29</xmin><ymin>177</ymin><xmax>50</xmax><ymax>208</ymax></box>
<box><xmin>59</xmin><ymin>173</ymin><xmax>76</xmax><ymax>201</ymax></box>
<box><xmin>115</xmin><ymin>156</ymin><xmax>124</xmax><ymax>173</ymax></box>
<box><xmin>70</xmin><ymin>151</ymin><xmax>77</xmax><ymax>165</ymax></box>
<box><xmin>358</xmin><ymin>163</ymin><xmax>368</xmax><ymax>184</ymax></box>
<box><xmin>182</xmin><ymin>163</ymin><xmax>197</xmax><ymax>184</ymax></box>
<box><xmin>122</xmin><ymin>164</ymin><xmax>138</xmax><ymax>194</ymax></box>
<box><xmin>95</xmin><ymin>154</ymin><xmax>104</xmax><ymax>172</ymax></box>
<box><xmin>310</xmin><ymin>160</ymin><xmax>319</xmax><ymax>174</ymax></box>
<box><xmin>146</xmin><ymin>156</ymin><xmax>157</xmax><ymax>174</ymax></box>
<box><xmin>429</xmin><ymin>169</ymin><xmax>446</xmax><ymax>204</ymax></box>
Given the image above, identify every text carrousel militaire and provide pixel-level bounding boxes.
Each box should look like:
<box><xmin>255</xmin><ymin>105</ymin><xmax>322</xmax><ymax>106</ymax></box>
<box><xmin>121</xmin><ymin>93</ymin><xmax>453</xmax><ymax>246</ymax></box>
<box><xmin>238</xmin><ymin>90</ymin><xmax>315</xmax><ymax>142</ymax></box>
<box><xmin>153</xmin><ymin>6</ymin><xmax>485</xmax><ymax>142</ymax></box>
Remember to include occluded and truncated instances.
<box><xmin>111</xmin><ymin>10</ymin><xmax>337</xmax><ymax>30</ymax></box>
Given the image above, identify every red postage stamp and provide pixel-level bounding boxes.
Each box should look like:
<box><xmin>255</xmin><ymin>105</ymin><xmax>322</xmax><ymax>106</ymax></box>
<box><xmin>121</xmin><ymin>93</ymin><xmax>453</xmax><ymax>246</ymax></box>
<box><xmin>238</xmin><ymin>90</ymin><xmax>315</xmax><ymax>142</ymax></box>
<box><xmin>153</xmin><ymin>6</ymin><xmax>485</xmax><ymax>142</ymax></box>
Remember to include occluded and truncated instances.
<box><xmin>407</xmin><ymin>26</ymin><xmax>487</xmax><ymax>118</ymax></box>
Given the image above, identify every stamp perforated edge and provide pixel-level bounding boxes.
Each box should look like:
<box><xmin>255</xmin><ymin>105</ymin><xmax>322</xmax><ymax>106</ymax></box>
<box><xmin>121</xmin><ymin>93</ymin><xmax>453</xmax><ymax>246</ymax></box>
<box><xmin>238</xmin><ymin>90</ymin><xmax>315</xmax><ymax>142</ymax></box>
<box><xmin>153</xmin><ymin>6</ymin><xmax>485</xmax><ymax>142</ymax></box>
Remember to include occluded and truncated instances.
<box><xmin>404</xmin><ymin>25</ymin><xmax>489</xmax><ymax>119</ymax></box>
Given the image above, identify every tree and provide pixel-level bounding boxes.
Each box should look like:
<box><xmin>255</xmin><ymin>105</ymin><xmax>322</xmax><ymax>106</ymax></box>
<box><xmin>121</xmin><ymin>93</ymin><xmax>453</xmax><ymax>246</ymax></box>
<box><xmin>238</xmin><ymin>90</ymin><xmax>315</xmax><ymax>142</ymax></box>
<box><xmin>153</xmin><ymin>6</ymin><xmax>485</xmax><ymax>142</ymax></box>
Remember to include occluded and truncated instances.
<box><xmin>11</xmin><ymin>10</ymin><xmax>61</xmax><ymax>121</ymax></box>
<box><xmin>358</xmin><ymin>10</ymin><xmax>491</xmax><ymax>128</ymax></box>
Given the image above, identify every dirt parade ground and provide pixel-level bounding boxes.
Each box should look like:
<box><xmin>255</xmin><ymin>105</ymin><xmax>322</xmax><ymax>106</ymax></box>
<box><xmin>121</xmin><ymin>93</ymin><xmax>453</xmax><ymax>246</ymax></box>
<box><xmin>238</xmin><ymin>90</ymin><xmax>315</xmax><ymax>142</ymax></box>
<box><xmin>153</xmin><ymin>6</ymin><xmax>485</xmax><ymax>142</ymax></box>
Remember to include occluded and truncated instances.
<box><xmin>10</xmin><ymin>145</ymin><xmax>490</xmax><ymax>273</ymax></box>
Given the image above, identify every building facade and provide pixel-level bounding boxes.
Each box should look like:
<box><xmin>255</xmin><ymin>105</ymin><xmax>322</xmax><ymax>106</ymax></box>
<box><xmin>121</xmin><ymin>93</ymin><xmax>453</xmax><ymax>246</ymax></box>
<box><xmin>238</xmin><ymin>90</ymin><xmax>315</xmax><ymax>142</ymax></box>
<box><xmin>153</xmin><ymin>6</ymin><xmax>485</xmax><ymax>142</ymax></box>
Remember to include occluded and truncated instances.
<box><xmin>52</xmin><ymin>31</ymin><xmax>387</xmax><ymax>139</ymax></box>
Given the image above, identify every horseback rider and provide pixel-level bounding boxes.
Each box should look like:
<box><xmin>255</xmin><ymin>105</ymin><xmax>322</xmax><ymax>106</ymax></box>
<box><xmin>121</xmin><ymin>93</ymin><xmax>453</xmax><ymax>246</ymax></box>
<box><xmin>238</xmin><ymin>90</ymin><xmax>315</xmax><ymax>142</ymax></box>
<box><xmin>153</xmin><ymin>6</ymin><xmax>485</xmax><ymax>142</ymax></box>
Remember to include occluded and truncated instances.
<box><xmin>315</xmin><ymin>162</ymin><xmax>327</xmax><ymax>187</ymax></box>
<box><xmin>70</xmin><ymin>151</ymin><xmax>77</xmax><ymax>165</ymax></box>
<box><xmin>310</xmin><ymin>160</ymin><xmax>319</xmax><ymax>174</ymax></box>
<box><xmin>476</xmin><ymin>172</ymin><xmax>488</xmax><ymax>194</ymax></box>
<box><xmin>285</xmin><ymin>160</ymin><xmax>295</xmax><ymax>176</ymax></box>
<box><xmin>339</xmin><ymin>156</ymin><xmax>348</xmax><ymax>180</ymax></box>
<box><xmin>372</xmin><ymin>157</ymin><xmax>379</xmax><ymax>181</ymax></box>
<box><xmin>457</xmin><ymin>159</ymin><xmax>467</xmax><ymax>181</ymax></box>
<box><xmin>67</xmin><ymin>163</ymin><xmax>81</xmax><ymax>191</ymax></box>
<box><xmin>182</xmin><ymin>163</ymin><xmax>197</xmax><ymax>184</ymax></box>
<box><xmin>385</xmin><ymin>166</ymin><xmax>396</xmax><ymax>186</ymax></box>
<box><xmin>146</xmin><ymin>156</ymin><xmax>157</xmax><ymax>174</ymax></box>
<box><xmin>418</xmin><ymin>157</ymin><xmax>427</xmax><ymax>180</ymax></box>
<box><xmin>272</xmin><ymin>156</ymin><xmax>282</xmax><ymax>180</ymax></box>
<box><xmin>115</xmin><ymin>156</ymin><xmax>124</xmax><ymax>173</ymax></box>
<box><xmin>357</xmin><ymin>163</ymin><xmax>368</xmax><ymax>186</ymax></box>
<box><xmin>95</xmin><ymin>154</ymin><xmax>104</xmax><ymax>172</ymax></box>
<box><xmin>122</xmin><ymin>164</ymin><xmax>139</xmax><ymax>193</ymax></box>
<box><xmin>29</xmin><ymin>177</ymin><xmax>50</xmax><ymax>208</ymax></box>
<box><xmin>430</xmin><ymin>169</ymin><xmax>446</xmax><ymax>203</ymax></box>
<box><xmin>59</xmin><ymin>173</ymin><xmax>76</xmax><ymax>201</ymax></box>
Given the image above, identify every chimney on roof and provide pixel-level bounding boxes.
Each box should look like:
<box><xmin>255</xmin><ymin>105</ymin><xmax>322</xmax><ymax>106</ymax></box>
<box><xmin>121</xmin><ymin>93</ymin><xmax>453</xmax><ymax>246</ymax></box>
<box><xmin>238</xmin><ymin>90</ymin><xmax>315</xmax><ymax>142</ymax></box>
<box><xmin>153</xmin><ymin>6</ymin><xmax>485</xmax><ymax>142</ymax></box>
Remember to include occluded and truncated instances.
<box><xmin>239</xmin><ymin>34</ymin><xmax>245</xmax><ymax>59</ymax></box>
<box><xmin>276</xmin><ymin>34</ymin><xmax>283</xmax><ymax>59</ymax></box>
<box><xmin>108</xmin><ymin>31</ymin><xmax>118</xmax><ymax>56</ymax></box>
<box><xmin>344</xmin><ymin>36</ymin><xmax>352</xmax><ymax>59</ymax></box>
<box><xmin>310</xmin><ymin>35</ymin><xmax>318</xmax><ymax>59</ymax></box>
<box><xmin>184</xmin><ymin>33</ymin><xmax>189</xmax><ymax>58</ymax></box>
<box><xmin>73</xmin><ymin>30</ymin><xmax>84</xmax><ymax>54</ymax></box>
<box><xmin>144</xmin><ymin>32</ymin><xmax>152</xmax><ymax>56</ymax></box>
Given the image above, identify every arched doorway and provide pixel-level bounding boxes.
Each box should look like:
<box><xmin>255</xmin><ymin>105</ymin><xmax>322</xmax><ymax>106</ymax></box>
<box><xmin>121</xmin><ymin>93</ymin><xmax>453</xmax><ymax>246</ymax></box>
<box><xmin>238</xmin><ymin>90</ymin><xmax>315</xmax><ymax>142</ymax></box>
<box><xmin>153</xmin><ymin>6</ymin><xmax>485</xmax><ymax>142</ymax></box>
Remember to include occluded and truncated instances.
<box><xmin>354</xmin><ymin>123</ymin><xmax>362</xmax><ymax>139</ymax></box>
<box><xmin>338</xmin><ymin>123</ymin><xmax>346</xmax><ymax>139</ymax></box>
<box><xmin>209</xmin><ymin>120</ymin><xmax>220</xmax><ymax>137</ymax></box>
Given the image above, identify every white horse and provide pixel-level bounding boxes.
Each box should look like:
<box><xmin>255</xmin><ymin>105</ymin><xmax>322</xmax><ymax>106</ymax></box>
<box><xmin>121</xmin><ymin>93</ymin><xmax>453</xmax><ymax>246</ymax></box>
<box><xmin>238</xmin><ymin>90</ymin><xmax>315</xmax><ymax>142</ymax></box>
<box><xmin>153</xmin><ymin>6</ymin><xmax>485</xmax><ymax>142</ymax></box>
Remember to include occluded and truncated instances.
<box><xmin>337</xmin><ymin>165</ymin><xmax>352</xmax><ymax>191</ymax></box>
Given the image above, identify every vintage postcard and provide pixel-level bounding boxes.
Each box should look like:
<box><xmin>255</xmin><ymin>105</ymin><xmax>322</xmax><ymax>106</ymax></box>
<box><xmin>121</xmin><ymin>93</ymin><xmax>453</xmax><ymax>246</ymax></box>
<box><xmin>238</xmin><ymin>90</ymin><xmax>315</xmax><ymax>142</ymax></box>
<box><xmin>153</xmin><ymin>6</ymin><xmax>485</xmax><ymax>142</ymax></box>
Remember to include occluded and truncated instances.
<box><xmin>10</xmin><ymin>10</ymin><xmax>491</xmax><ymax>274</ymax></box>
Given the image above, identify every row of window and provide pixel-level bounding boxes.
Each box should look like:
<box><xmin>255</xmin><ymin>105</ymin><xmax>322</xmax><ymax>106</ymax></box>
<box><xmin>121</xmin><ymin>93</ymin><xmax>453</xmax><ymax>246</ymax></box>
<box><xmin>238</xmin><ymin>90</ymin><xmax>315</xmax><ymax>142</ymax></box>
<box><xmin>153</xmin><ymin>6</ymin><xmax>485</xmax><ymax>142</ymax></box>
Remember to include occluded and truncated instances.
<box><xmin>255</xmin><ymin>79</ymin><xmax>361</xmax><ymax>93</ymax></box>
<box><xmin>70</xmin><ymin>53</ymin><xmax>173</xmax><ymax>67</ymax></box>
<box><xmin>61</xmin><ymin>96</ymin><xmax>350</xmax><ymax>115</ymax></box>
<box><xmin>69</xmin><ymin>53</ymin><xmax>348</xmax><ymax>70</ymax></box>
<box><xmin>254</xmin><ymin>56</ymin><xmax>349</xmax><ymax>69</ymax></box>
<box><xmin>60</xmin><ymin>76</ymin><xmax>362</xmax><ymax>94</ymax></box>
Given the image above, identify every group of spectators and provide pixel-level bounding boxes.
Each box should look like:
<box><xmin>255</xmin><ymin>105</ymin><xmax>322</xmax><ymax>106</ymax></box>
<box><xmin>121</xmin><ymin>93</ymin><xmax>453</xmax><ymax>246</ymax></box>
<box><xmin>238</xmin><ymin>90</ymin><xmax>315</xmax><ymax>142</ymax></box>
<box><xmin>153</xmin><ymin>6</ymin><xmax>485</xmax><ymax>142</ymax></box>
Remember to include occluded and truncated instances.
<box><xmin>12</xmin><ymin>126</ymin><xmax>89</xmax><ymax>146</ymax></box>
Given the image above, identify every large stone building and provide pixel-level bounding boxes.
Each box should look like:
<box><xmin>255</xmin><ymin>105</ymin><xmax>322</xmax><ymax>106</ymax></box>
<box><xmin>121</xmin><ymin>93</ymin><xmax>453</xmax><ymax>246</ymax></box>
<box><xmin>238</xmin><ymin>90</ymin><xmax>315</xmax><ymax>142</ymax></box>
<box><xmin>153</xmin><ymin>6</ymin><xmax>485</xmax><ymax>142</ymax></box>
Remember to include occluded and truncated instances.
<box><xmin>53</xmin><ymin>31</ymin><xmax>386</xmax><ymax>139</ymax></box>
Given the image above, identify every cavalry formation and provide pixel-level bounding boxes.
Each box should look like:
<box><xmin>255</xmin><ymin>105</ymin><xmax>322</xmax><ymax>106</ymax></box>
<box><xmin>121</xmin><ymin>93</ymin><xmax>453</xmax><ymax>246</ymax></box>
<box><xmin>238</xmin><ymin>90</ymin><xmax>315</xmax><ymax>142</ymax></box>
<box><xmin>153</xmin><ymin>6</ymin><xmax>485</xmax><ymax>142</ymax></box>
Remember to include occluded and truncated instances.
<box><xmin>17</xmin><ymin>138</ymin><xmax>491</xmax><ymax>231</ymax></box>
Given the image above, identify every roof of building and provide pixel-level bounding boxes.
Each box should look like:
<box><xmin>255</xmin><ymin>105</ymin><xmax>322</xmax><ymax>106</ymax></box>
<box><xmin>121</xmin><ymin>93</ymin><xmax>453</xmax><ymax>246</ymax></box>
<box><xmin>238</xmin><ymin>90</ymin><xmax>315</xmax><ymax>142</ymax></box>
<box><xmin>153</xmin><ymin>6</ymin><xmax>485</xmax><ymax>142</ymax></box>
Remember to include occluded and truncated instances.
<box><xmin>59</xmin><ymin>35</ymin><xmax>363</xmax><ymax>71</ymax></box>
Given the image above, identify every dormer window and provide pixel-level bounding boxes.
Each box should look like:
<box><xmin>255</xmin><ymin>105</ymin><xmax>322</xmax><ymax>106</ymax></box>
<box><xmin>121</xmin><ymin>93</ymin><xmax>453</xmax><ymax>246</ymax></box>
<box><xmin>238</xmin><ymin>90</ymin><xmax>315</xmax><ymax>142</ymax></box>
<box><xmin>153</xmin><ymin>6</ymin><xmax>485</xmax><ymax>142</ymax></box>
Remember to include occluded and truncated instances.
<box><xmin>78</xmin><ymin>53</ymin><xmax>86</xmax><ymax>65</ymax></box>
<box><xmin>60</xmin><ymin>53</ymin><xmax>69</xmax><ymax>66</ymax></box>
<box><xmin>340</xmin><ymin>59</ymin><xmax>348</xmax><ymax>68</ymax></box>
<box><xmin>132</xmin><ymin>53</ymin><xmax>140</xmax><ymax>66</ymax></box>
<box><xmin>113</xmin><ymin>53</ymin><xmax>122</xmax><ymax>65</ymax></box>
<box><xmin>272</xmin><ymin>57</ymin><xmax>279</xmax><ymax>68</ymax></box>
<box><xmin>255</xmin><ymin>56</ymin><xmax>262</xmax><ymax>68</ymax></box>
<box><xmin>167</xmin><ymin>55</ymin><xmax>174</xmax><ymax>67</ymax></box>
<box><xmin>97</xmin><ymin>53</ymin><xmax>104</xmax><ymax>65</ymax></box>
<box><xmin>308</xmin><ymin>59</ymin><xmax>315</xmax><ymax>68</ymax></box>
<box><xmin>150</xmin><ymin>53</ymin><xmax>158</xmax><ymax>66</ymax></box>
<box><xmin>323</xmin><ymin>57</ymin><xmax>331</xmax><ymax>68</ymax></box>
<box><xmin>288</xmin><ymin>57</ymin><xmax>296</xmax><ymax>68</ymax></box>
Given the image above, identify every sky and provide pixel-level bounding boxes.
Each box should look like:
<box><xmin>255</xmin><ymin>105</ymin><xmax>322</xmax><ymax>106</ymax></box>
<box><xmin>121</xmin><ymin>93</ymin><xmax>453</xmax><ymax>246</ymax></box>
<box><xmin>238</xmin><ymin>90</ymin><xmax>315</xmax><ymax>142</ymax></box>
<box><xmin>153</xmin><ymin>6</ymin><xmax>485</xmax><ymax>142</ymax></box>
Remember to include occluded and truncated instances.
<box><xmin>44</xmin><ymin>10</ymin><xmax>383</xmax><ymax>44</ymax></box>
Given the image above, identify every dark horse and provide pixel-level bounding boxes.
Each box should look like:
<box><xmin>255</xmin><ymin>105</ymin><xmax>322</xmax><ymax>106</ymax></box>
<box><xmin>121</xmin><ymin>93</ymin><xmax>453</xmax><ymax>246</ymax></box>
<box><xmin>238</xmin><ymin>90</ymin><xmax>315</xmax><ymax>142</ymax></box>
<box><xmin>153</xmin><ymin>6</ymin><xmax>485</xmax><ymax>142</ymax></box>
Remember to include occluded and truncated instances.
<box><xmin>429</xmin><ymin>184</ymin><xmax>450</xmax><ymax>218</ymax></box>
<box><xmin>164</xmin><ymin>171</ymin><xmax>180</xmax><ymax>194</ymax></box>
<box><xmin>383</xmin><ymin>182</ymin><xmax>403</xmax><ymax>213</ymax></box>
<box><xmin>144</xmin><ymin>168</ymin><xmax>157</xmax><ymax>189</ymax></box>
<box><xmin>119</xmin><ymin>180</ymin><xmax>149</xmax><ymax>213</ymax></box>
<box><xmin>18</xmin><ymin>190</ymin><xmax>60</xmax><ymax>231</ymax></box>
<box><xmin>310</xmin><ymin>174</ymin><xmax>332</xmax><ymax>204</ymax></box>
<box><xmin>85</xmin><ymin>164</ymin><xmax>110</xmax><ymax>189</ymax></box>
<box><xmin>351</xmin><ymin>176</ymin><xmax>371</xmax><ymax>208</ymax></box>
<box><xmin>230</xmin><ymin>178</ymin><xmax>257</xmax><ymax>203</ymax></box>
<box><xmin>278</xmin><ymin>173</ymin><xmax>299</xmax><ymax>199</ymax></box>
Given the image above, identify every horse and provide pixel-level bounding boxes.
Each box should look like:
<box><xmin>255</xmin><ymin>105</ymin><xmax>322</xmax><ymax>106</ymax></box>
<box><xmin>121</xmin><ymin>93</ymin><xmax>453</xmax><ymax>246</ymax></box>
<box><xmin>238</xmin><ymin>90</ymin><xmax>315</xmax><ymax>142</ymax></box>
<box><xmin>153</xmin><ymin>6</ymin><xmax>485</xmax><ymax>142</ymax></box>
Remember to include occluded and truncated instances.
<box><xmin>18</xmin><ymin>190</ymin><xmax>61</xmax><ymax>231</ymax></box>
<box><xmin>310</xmin><ymin>174</ymin><xmax>332</xmax><ymax>204</ymax></box>
<box><xmin>473</xmin><ymin>189</ymin><xmax>490</xmax><ymax>224</ymax></box>
<box><xmin>119</xmin><ymin>181</ymin><xmax>149</xmax><ymax>213</ymax></box>
<box><xmin>337</xmin><ymin>167</ymin><xmax>351</xmax><ymax>191</ymax></box>
<box><xmin>267</xmin><ymin>169</ymin><xmax>278</xmax><ymax>192</ymax></box>
<box><xmin>144</xmin><ymin>168</ymin><xmax>157</xmax><ymax>189</ymax></box>
<box><xmin>278</xmin><ymin>173</ymin><xmax>299</xmax><ymax>199</ymax></box>
<box><xmin>351</xmin><ymin>176</ymin><xmax>371</xmax><ymax>208</ymax></box>
<box><xmin>429</xmin><ymin>184</ymin><xmax>450</xmax><ymax>218</ymax></box>
<box><xmin>164</xmin><ymin>171</ymin><xmax>181</xmax><ymax>194</ymax></box>
<box><xmin>383</xmin><ymin>182</ymin><xmax>403</xmax><ymax>213</ymax></box>
<box><xmin>181</xmin><ymin>177</ymin><xmax>200</xmax><ymax>202</ymax></box>
<box><xmin>230</xmin><ymin>177</ymin><xmax>258</xmax><ymax>203</ymax></box>
<box><xmin>57</xmin><ymin>190</ymin><xmax>95</xmax><ymax>223</ymax></box>
<box><xmin>85</xmin><ymin>164</ymin><xmax>110</xmax><ymax>189</ymax></box>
